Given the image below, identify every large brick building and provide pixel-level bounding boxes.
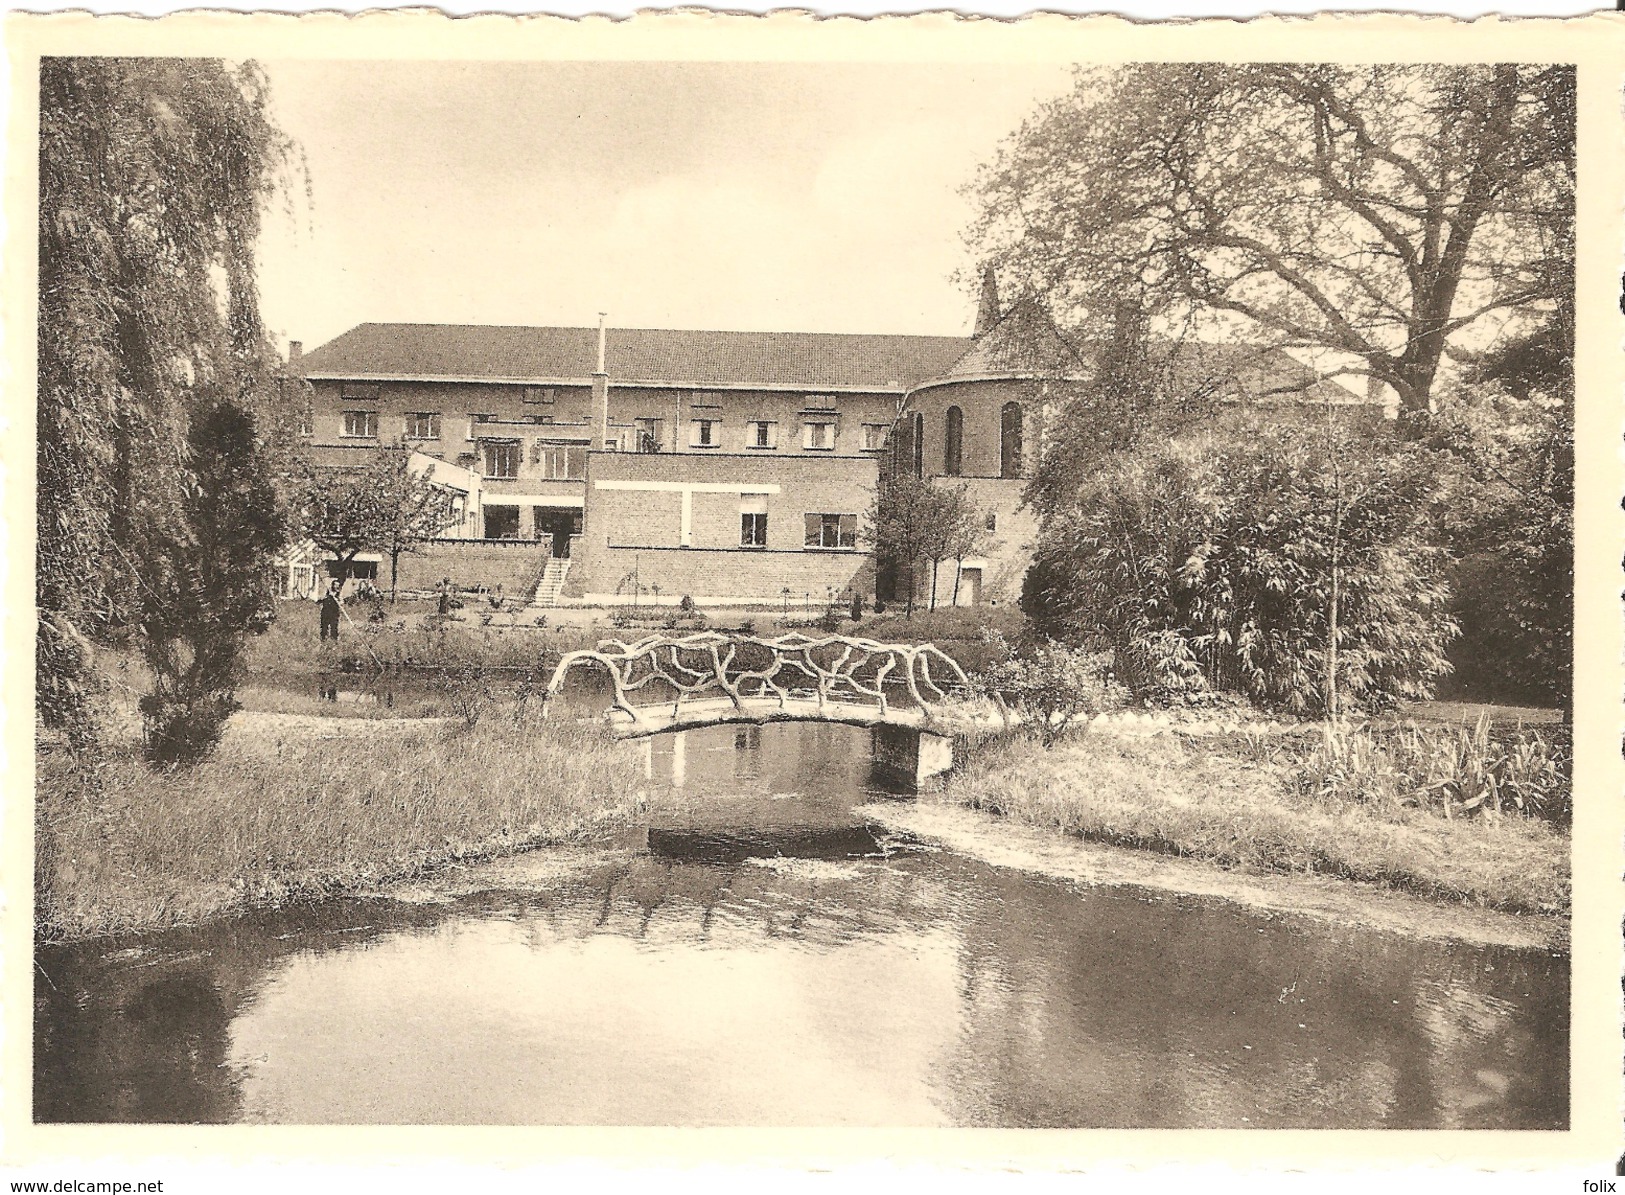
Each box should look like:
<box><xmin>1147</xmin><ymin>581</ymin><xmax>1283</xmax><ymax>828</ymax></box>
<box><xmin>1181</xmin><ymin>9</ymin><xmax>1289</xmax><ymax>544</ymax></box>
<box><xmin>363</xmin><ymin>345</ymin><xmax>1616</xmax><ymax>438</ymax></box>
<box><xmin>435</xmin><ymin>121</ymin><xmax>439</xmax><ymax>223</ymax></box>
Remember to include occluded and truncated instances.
<box><xmin>294</xmin><ymin>284</ymin><xmax>1367</xmax><ymax>608</ymax></box>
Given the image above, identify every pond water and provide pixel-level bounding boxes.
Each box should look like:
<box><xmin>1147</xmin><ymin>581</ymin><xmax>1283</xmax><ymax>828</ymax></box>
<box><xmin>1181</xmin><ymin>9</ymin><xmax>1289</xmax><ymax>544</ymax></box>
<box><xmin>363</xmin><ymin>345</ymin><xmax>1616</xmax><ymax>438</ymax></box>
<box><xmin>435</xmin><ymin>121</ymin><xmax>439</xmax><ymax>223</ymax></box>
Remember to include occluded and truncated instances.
<box><xmin>35</xmin><ymin>723</ymin><xmax>1568</xmax><ymax>1128</ymax></box>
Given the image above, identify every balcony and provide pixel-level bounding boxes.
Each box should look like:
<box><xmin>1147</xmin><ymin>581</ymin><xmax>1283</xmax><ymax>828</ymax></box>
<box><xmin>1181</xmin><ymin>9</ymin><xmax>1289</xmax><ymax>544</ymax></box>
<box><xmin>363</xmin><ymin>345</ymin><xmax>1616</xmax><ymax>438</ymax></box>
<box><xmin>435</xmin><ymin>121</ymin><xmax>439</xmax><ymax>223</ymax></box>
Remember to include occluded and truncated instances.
<box><xmin>466</xmin><ymin>416</ymin><xmax>591</xmax><ymax>441</ymax></box>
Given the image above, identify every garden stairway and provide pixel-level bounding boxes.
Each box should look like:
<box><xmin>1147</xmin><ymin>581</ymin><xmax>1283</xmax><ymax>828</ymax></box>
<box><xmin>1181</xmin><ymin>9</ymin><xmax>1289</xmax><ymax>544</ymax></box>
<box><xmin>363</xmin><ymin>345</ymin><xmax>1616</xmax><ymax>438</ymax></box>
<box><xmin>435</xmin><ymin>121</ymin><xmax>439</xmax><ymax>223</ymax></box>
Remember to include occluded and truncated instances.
<box><xmin>529</xmin><ymin>558</ymin><xmax>571</xmax><ymax>608</ymax></box>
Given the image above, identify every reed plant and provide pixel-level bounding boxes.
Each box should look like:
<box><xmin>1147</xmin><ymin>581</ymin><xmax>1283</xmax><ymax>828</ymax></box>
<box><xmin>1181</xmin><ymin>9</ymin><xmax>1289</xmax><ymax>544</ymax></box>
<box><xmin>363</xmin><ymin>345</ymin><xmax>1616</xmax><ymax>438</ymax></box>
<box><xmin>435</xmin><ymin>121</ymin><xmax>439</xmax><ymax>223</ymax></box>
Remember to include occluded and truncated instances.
<box><xmin>1293</xmin><ymin>714</ymin><xmax>1571</xmax><ymax>825</ymax></box>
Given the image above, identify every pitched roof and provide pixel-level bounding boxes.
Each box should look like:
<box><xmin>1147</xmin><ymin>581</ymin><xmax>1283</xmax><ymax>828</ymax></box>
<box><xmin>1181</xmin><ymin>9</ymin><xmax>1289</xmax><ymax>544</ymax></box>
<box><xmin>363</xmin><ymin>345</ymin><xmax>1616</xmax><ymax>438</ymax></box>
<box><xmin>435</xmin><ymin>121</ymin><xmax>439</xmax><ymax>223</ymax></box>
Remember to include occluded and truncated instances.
<box><xmin>298</xmin><ymin>323</ymin><xmax>973</xmax><ymax>392</ymax></box>
<box><xmin>933</xmin><ymin>312</ymin><xmax>1086</xmax><ymax>382</ymax></box>
<box><xmin>925</xmin><ymin>311</ymin><xmax>1370</xmax><ymax>405</ymax></box>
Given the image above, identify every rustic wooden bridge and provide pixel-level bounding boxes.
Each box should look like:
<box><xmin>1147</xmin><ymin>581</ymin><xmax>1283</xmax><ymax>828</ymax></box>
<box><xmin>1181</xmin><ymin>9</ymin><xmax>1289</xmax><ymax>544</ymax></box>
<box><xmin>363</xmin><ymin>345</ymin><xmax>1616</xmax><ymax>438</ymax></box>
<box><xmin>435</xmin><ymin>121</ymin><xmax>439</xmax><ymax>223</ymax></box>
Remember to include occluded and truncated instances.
<box><xmin>544</xmin><ymin>630</ymin><xmax>989</xmax><ymax>735</ymax></box>
<box><xmin>544</xmin><ymin>631</ymin><xmax>997</xmax><ymax>784</ymax></box>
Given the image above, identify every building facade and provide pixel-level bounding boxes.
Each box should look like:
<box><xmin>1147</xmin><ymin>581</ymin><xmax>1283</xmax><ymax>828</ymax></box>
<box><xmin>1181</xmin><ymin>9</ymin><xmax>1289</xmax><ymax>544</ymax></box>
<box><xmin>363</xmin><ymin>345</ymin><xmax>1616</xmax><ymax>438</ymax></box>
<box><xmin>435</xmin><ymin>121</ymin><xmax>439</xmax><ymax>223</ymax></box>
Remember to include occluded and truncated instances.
<box><xmin>295</xmin><ymin>288</ymin><xmax>1368</xmax><ymax>608</ymax></box>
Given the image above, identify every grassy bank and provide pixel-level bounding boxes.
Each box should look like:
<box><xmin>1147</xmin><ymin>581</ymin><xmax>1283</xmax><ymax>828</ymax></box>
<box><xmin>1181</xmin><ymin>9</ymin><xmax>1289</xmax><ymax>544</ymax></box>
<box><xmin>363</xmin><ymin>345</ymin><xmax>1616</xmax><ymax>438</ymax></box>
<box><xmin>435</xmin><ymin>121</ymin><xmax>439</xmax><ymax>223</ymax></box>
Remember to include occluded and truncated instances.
<box><xmin>936</xmin><ymin>730</ymin><xmax>1569</xmax><ymax>916</ymax></box>
<box><xmin>856</xmin><ymin>606</ymin><xmax>1027</xmax><ymax>673</ymax></box>
<box><xmin>36</xmin><ymin>714</ymin><xmax>644</xmax><ymax>941</ymax></box>
<box><xmin>241</xmin><ymin>608</ymin><xmax>602</xmax><ymax>677</ymax></box>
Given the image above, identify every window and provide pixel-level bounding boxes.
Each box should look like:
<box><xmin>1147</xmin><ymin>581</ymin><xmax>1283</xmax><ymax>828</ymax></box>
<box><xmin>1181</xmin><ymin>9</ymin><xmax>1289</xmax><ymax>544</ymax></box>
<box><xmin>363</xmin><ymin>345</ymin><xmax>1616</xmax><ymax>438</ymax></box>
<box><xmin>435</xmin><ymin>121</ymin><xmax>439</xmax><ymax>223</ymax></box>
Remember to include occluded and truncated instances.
<box><xmin>802</xmin><ymin>421</ymin><xmax>836</xmax><ymax>451</ymax></box>
<box><xmin>740</xmin><ymin>494</ymin><xmax>768</xmax><ymax>548</ymax></box>
<box><xmin>985</xmin><ymin>510</ymin><xmax>998</xmax><ymax>533</ymax></box>
<box><xmin>944</xmin><ymin>406</ymin><xmax>963</xmax><ymax>476</ymax></box>
<box><xmin>747</xmin><ymin>420</ymin><xmax>777</xmax><ymax>449</ymax></box>
<box><xmin>484</xmin><ymin>505</ymin><xmax>520</xmax><ymax>540</ymax></box>
<box><xmin>340</xmin><ymin>382</ymin><xmax>380</xmax><ymax>401</ymax></box>
<box><xmin>296</xmin><ymin>406</ymin><xmax>314</xmax><ymax>436</ymax></box>
<box><xmin>911</xmin><ymin>412</ymin><xmax>925</xmax><ymax>478</ymax></box>
<box><xmin>482</xmin><ymin>440</ymin><xmax>520</xmax><ymax>479</ymax></box>
<box><xmin>523</xmin><ymin>386</ymin><xmax>556</xmax><ymax>405</ymax></box>
<box><xmin>405</xmin><ymin>412</ymin><xmax>441</xmax><ymax>440</ymax></box>
<box><xmin>634</xmin><ymin>417</ymin><xmax>664</xmax><ymax>454</ymax></box>
<box><xmin>534</xmin><ymin>441</ymin><xmax>586</xmax><ymax>480</ymax></box>
<box><xmin>341</xmin><ymin>410</ymin><xmax>378</xmax><ymax>438</ymax></box>
<box><xmin>1000</xmin><ymin>402</ymin><xmax>1024</xmax><ymax>479</ymax></box>
<box><xmin>803</xmin><ymin>512</ymin><xmax>857</xmax><ymax>549</ymax></box>
<box><xmin>861</xmin><ymin>423</ymin><xmax>888</xmax><ymax>452</ymax></box>
<box><xmin>690</xmin><ymin>419</ymin><xmax>720</xmax><ymax>448</ymax></box>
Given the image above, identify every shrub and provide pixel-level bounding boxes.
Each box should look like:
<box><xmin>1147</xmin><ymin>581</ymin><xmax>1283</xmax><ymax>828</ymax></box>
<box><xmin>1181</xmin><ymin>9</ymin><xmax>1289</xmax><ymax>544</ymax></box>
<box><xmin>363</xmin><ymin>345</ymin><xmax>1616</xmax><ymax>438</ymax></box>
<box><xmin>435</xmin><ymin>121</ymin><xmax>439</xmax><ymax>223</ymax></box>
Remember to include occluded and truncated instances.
<box><xmin>433</xmin><ymin>661</ymin><xmax>496</xmax><ymax>727</ymax></box>
<box><xmin>136</xmin><ymin>401</ymin><xmax>285</xmax><ymax>767</ymax></box>
<box><xmin>979</xmin><ymin>635</ymin><xmax>1127</xmax><ymax>747</ymax></box>
<box><xmin>862</xmin><ymin>605</ymin><xmax>1027</xmax><ymax>644</ymax></box>
<box><xmin>1429</xmin><ymin>377</ymin><xmax>1572</xmax><ymax>710</ymax></box>
<box><xmin>1446</xmin><ymin>547</ymin><xmax>1572</xmax><ymax>708</ymax></box>
<box><xmin>1024</xmin><ymin>425</ymin><xmax>1456</xmax><ymax>716</ymax></box>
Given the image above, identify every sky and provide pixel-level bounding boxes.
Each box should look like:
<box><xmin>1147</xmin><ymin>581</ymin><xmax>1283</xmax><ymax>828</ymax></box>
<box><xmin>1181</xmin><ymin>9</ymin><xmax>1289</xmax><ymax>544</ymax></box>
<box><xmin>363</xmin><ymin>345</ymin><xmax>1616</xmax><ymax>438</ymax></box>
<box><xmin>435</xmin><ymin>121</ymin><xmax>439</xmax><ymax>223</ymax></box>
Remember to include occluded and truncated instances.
<box><xmin>254</xmin><ymin>61</ymin><xmax>1077</xmax><ymax>356</ymax></box>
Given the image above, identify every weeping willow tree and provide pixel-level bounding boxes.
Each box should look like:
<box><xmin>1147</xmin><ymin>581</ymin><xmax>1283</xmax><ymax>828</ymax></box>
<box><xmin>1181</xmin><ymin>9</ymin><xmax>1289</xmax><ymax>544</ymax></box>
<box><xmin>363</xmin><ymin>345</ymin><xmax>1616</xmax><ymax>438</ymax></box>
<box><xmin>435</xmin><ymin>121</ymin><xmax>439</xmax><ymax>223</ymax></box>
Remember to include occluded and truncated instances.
<box><xmin>38</xmin><ymin>57</ymin><xmax>301</xmax><ymax>762</ymax></box>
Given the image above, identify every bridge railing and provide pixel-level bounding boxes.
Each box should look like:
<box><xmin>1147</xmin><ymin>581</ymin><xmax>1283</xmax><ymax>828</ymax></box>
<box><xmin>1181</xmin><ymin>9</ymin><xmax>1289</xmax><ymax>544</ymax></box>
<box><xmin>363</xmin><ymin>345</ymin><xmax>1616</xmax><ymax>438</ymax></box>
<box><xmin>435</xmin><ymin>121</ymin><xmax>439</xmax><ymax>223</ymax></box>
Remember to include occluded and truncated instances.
<box><xmin>544</xmin><ymin>630</ymin><xmax>983</xmax><ymax>730</ymax></box>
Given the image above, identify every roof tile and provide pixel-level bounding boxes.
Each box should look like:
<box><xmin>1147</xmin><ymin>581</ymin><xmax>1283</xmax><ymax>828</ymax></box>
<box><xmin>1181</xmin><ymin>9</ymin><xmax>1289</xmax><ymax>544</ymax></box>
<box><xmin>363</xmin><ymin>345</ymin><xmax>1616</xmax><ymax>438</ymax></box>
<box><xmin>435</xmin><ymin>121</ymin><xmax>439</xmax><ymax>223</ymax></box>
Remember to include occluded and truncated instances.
<box><xmin>299</xmin><ymin>323</ymin><xmax>972</xmax><ymax>391</ymax></box>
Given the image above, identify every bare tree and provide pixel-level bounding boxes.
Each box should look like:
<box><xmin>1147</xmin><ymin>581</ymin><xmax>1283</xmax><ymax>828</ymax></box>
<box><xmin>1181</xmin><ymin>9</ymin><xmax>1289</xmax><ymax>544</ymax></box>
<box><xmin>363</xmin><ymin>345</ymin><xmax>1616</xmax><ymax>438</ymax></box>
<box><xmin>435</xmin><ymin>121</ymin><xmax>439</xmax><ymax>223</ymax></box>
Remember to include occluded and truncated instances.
<box><xmin>939</xmin><ymin>485</ymin><xmax>991</xmax><ymax>609</ymax></box>
<box><xmin>299</xmin><ymin>443</ymin><xmax>457</xmax><ymax>595</ymax></box>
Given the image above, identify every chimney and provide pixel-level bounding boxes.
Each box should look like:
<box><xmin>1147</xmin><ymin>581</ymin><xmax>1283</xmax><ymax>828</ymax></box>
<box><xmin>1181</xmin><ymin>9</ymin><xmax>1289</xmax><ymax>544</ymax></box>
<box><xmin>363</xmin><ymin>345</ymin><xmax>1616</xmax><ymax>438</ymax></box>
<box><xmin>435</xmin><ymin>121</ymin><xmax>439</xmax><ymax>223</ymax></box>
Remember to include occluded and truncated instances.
<box><xmin>288</xmin><ymin>340</ymin><xmax>303</xmax><ymax>364</ymax></box>
<box><xmin>973</xmin><ymin>265</ymin><xmax>1001</xmax><ymax>338</ymax></box>
<box><xmin>592</xmin><ymin>313</ymin><xmax>610</xmax><ymax>448</ymax></box>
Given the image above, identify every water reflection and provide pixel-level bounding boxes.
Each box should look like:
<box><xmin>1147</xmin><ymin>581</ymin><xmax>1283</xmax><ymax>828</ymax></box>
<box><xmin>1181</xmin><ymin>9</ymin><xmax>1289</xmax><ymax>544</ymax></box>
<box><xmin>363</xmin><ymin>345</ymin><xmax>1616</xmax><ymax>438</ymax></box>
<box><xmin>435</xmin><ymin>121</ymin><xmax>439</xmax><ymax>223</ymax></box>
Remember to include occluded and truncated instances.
<box><xmin>35</xmin><ymin>724</ymin><xmax>1567</xmax><ymax>1128</ymax></box>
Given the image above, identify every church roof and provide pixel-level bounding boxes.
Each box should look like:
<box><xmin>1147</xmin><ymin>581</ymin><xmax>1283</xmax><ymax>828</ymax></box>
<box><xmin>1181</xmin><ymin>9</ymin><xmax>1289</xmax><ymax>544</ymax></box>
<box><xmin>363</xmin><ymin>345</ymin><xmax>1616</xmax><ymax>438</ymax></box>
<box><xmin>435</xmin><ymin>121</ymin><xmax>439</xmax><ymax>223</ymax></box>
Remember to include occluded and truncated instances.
<box><xmin>922</xmin><ymin>311</ymin><xmax>1370</xmax><ymax>405</ymax></box>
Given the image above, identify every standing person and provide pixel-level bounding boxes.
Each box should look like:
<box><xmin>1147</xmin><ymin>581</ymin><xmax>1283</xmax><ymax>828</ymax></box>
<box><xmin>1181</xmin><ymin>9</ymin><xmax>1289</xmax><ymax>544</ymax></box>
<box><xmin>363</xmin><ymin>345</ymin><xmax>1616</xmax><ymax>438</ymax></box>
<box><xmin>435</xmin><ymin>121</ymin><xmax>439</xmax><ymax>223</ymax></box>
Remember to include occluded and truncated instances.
<box><xmin>319</xmin><ymin>579</ymin><xmax>343</xmax><ymax>641</ymax></box>
<box><xmin>436</xmin><ymin>578</ymin><xmax>451</xmax><ymax>617</ymax></box>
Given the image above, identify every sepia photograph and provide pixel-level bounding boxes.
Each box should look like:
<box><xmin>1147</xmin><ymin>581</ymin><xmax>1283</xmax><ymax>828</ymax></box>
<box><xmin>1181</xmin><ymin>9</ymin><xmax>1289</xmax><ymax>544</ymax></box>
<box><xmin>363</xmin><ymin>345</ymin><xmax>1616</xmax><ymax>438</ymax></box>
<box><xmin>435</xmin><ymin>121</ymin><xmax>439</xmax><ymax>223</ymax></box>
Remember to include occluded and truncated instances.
<box><xmin>8</xmin><ymin>11</ymin><xmax>1614</xmax><ymax>1173</ymax></box>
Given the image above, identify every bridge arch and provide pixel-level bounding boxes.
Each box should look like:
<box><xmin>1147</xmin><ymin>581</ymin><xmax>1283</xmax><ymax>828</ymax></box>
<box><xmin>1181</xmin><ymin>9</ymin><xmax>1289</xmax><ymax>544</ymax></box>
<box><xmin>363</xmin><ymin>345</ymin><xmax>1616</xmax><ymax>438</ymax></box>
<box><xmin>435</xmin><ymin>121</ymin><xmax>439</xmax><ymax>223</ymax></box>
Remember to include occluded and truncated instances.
<box><xmin>545</xmin><ymin>631</ymin><xmax>983</xmax><ymax>738</ymax></box>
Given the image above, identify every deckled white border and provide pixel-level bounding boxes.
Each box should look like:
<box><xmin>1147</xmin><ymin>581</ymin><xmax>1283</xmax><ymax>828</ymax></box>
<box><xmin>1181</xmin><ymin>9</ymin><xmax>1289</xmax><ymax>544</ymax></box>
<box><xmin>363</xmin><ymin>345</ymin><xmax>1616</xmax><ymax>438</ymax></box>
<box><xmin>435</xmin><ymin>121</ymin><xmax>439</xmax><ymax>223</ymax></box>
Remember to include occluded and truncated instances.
<box><xmin>1</xmin><ymin>10</ymin><xmax>1620</xmax><ymax>1191</ymax></box>
<box><xmin>0</xmin><ymin>2</ymin><xmax>1617</xmax><ymax>16</ymax></box>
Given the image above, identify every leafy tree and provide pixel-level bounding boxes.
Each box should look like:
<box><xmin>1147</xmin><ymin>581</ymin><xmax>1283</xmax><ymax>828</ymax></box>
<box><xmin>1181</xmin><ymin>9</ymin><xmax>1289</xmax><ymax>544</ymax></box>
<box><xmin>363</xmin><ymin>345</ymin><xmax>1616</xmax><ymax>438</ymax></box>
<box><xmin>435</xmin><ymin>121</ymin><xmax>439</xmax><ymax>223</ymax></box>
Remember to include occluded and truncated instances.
<box><xmin>969</xmin><ymin>63</ymin><xmax>1574</xmax><ymax>430</ymax></box>
<box><xmin>299</xmin><ymin>444</ymin><xmax>458</xmax><ymax>594</ymax></box>
<box><xmin>1022</xmin><ymin>301</ymin><xmax>1229</xmax><ymax>521</ymax></box>
<box><xmin>36</xmin><ymin>611</ymin><xmax>100</xmax><ymax>752</ymax></box>
<box><xmin>867</xmin><ymin>473</ymin><xmax>931</xmax><ymax>616</ymax></box>
<box><xmin>1424</xmin><ymin>119</ymin><xmax>1572</xmax><ymax>711</ymax></box>
<box><xmin>37</xmin><ymin>57</ymin><xmax>298</xmax><ymax>752</ymax></box>
<box><xmin>1025</xmin><ymin>422</ymin><xmax>1457</xmax><ymax>716</ymax></box>
<box><xmin>370</xmin><ymin>447</ymin><xmax>460</xmax><ymax>598</ymax></box>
